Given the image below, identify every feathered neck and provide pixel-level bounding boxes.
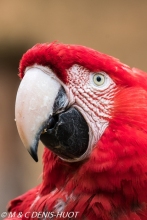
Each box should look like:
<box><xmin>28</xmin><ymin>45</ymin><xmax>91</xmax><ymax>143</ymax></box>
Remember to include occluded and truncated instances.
<box><xmin>38</xmin><ymin>86</ymin><xmax>147</xmax><ymax>219</ymax></box>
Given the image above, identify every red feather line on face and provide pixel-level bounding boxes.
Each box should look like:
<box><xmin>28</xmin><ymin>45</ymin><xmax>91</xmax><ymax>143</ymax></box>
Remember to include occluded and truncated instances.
<box><xmin>19</xmin><ymin>42</ymin><xmax>147</xmax><ymax>88</ymax></box>
<box><xmin>19</xmin><ymin>42</ymin><xmax>119</xmax><ymax>82</ymax></box>
<box><xmin>7</xmin><ymin>42</ymin><xmax>147</xmax><ymax>220</ymax></box>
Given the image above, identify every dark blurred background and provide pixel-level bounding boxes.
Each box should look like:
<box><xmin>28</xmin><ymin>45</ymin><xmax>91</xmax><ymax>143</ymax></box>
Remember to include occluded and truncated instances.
<box><xmin>0</xmin><ymin>0</ymin><xmax>147</xmax><ymax>213</ymax></box>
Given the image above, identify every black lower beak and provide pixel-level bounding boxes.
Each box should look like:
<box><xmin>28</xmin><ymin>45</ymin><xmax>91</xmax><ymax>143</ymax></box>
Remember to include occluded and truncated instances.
<box><xmin>40</xmin><ymin>107</ymin><xmax>89</xmax><ymax>160</ymax></box>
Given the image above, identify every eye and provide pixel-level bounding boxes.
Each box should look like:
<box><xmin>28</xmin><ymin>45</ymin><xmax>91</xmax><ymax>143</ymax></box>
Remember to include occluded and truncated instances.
<box><xmin>93</xmin><ymin>73</ymin><xmax>105</xmax><ymax>86</ymax></box>
<box><xmin>90</xmin><ymin>71</ymin><xmax>114</xmax><ymax>90</ymax></box>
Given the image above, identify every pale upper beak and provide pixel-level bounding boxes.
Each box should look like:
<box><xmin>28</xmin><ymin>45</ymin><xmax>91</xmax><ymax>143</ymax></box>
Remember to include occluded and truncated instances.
<box><xmin>15</xmin><ymin>66</ymin><xmax>61</xmax><ymax>161</ymax></box>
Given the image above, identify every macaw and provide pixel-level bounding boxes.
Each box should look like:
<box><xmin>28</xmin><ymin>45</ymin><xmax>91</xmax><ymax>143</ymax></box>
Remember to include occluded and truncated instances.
<box><xmin>5</xmin><ymin>42</ymin><xmax>147</xmax><ymax>220</ymax></box>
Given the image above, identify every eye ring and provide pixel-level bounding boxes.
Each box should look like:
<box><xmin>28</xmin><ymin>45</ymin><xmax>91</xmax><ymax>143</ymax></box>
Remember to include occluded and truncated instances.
<box><xmin>93</xmin><ymin>73</ymin><xmax>105</xmax><ymax>86</ymax></box>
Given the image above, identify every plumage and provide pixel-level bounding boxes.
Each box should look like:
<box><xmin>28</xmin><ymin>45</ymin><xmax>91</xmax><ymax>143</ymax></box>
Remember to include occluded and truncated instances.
<box><xmin>5</xmin><ymin>42</ymin><xmax>147</xmax><ymax>219</ymax></box>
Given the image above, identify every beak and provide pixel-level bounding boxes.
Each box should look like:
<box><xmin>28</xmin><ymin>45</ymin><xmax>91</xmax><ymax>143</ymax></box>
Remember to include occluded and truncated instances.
<box><xmin>15</xmin><ymin>66</ymin><xmax>89</xmax><ymax>162</ymax></box>
<box><xmin>15</xmin><ymin>66</ymin><xmax>61</xmax><ymax>161</ymax></box>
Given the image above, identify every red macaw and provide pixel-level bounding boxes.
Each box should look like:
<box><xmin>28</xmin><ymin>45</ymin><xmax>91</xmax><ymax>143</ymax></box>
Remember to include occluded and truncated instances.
<box><xmin>5</xmin><ymin>42</ymin><xmax>147</xmax><ymax>220</ymax></box>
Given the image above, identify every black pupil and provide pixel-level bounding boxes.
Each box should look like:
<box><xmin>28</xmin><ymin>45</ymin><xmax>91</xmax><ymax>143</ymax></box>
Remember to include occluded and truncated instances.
<box><xmin>96</xmin><ymin>75</ymin><xmax>102</xmax><ymax>82</ymax></box>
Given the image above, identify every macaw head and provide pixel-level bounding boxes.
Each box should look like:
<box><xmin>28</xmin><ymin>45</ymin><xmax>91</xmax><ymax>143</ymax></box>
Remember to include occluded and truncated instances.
<box><xmin>15</xmin><ymin>42</ymin><xmax>147</xmax><ymax>197</ymax></box>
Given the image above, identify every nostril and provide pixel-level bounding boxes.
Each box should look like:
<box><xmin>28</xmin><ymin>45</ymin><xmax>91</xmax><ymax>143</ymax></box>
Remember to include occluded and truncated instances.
<box><xmin>41</xmin><ymin>115</ymin><xmax>59</xmax><ymax>134</ymax></box>
<box><xmin>47</xmin><ymin>115</ymin><xmax>59</xmax><ymax>130</ymax></box>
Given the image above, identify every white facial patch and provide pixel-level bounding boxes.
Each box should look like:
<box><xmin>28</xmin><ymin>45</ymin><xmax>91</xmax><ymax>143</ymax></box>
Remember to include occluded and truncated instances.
<box><xmin>66</xmin><ymin>64</ymin><xmax>117</xmax><ymax>161</ymax></box>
